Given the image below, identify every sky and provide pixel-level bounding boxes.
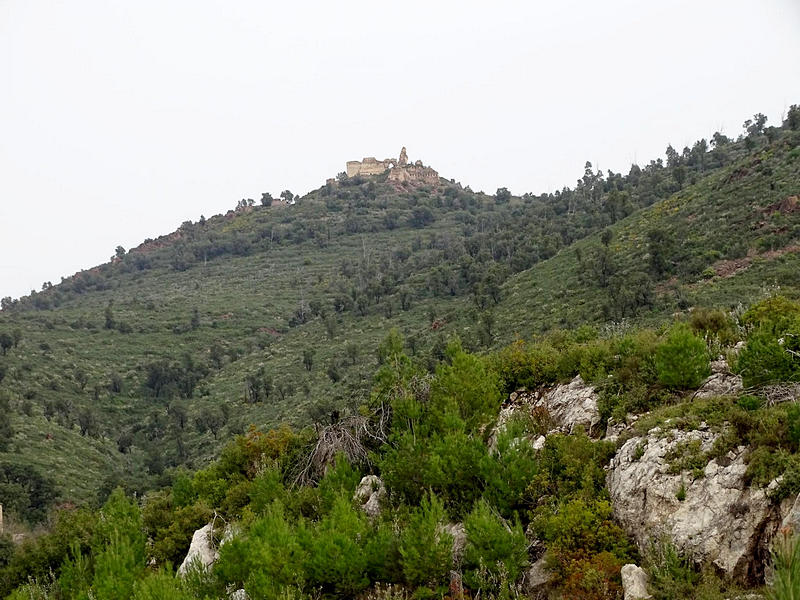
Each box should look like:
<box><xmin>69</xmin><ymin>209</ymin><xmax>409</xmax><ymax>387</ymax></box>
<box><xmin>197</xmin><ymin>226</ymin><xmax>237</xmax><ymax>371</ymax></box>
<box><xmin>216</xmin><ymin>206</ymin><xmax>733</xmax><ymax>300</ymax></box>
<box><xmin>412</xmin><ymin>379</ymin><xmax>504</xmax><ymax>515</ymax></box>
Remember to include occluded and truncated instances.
<box><xmin>1</xmin><ymin>0</ymin><xmax>800</xmax><ymax>301</ymax></box>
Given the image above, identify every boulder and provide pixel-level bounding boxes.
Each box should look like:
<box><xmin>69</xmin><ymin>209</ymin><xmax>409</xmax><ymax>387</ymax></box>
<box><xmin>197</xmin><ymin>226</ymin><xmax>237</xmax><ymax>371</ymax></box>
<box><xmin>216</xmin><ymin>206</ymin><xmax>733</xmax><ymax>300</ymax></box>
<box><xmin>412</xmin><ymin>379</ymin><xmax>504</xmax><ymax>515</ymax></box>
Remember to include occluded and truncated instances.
<box><xmin>524</xmin><ymin>556</ymin><xmax>554</xmax><ymax>595</ymax></box>
<box><xmin>229</xmin><ymin>590</ymin><xmax>248</xmax><ymax>600</ymax></box>
<box><xmin>354</xmin><ymin>475</ymin><xmax>386</xmax><ymax>518</ymax></box>
<box><xmin>538</xmin><ymin>375</ymin><xmax>600</xmax><ymax>435</ymax></box>
<box><xmin>607</xmin><ymin>428</ymin><xmax>780</xmax><ymax>583</ymax></box>
<box><xmin>620</xmin><ymin>564</ymin><xmax>651</xmax><ymax>599</ymax></box>
<box><xmin>178</xmin><ymin>523</ymin><xmax>218</xmax><ymax>576</ymax></box>
<box><xmin>694</xmin><ymin>359</ymin><xmax>743</xmax><ymax>399</ymax></box>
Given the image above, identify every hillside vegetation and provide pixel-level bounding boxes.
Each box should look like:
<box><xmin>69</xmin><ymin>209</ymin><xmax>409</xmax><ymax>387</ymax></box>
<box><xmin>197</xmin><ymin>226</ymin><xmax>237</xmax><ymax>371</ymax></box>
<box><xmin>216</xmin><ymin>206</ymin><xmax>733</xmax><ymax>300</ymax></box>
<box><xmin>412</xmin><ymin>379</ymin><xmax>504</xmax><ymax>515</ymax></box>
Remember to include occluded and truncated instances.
<box><xmin>0</xmin><ymin>108</ymin><xmax>799</xmax><ymax>593</ymax></box>
<box><xmin>2</xmin><ymin>292</ymin><xmax>800</xmax><ymax>598</ymax></box>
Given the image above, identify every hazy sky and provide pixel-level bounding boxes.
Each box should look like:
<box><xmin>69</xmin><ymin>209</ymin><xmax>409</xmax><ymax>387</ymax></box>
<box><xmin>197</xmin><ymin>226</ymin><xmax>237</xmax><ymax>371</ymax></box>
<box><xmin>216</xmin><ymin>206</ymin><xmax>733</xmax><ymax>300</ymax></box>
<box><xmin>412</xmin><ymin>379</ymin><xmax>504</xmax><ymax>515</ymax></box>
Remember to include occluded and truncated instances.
<box><xmin>2</xmin><ymin>1</ymin><xmax>799</xmax><ymax>301</ymax></box>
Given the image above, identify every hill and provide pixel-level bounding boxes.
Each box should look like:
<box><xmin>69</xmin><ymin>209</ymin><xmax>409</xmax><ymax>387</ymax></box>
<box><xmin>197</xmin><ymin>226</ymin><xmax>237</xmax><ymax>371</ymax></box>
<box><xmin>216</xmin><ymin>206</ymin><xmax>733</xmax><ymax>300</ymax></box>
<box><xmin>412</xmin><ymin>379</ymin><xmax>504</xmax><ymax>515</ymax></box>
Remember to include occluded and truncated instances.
<box><xmin>0</xmin><ymin>110</ymin><xmax>799</xmax><ymax>514</ymax></box>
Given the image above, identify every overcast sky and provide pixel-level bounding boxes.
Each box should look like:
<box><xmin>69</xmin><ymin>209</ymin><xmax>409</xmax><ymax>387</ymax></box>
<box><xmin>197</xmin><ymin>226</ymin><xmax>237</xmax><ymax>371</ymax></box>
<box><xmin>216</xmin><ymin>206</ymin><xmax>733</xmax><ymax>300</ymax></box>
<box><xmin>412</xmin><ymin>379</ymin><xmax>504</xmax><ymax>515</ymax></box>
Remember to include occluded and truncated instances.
<box><xmin>2</xmin><ymin>1</ymin><xmax>799</xmax><ymax>301</ymax></box>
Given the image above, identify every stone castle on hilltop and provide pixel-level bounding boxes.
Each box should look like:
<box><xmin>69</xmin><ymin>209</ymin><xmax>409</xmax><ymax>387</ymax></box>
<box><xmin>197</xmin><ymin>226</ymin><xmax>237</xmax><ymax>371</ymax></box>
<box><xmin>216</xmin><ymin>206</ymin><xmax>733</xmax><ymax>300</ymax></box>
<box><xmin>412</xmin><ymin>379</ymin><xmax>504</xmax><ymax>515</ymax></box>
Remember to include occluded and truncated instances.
<box><xmin>346</xmin><ymin>147</ymin><xmax>439</xmax><ymax>185</ymax></box>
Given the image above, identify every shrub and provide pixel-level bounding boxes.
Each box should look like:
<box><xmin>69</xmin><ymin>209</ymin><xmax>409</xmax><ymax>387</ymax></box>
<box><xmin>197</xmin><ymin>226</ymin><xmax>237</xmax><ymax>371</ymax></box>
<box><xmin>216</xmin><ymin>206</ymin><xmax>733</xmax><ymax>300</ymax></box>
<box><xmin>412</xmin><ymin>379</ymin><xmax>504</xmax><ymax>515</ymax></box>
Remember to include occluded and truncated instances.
<box><xmin>560</xmin><ymin>551</ymin><xmax>624</xmax><ymax>600</ymax></box>
<box><xmin>132</xmin><ymin>567</ymin><xmax>193</xmax><ymax>600</ymax></box>
<box><xmin>302</xmin><ymin>497</ymin><xmax>370</xmax><ymax>597</ymax></box>
<box><xmin>491</xmin><ymin>340</ymin><xmax>561</xmax><ymax>394</ymax></box>
<box><xmin>462</xmin><ymin>500</ymin><xmax>528</xmax><ymax>593</ymax></box>
<box><xmin>399</xmin><ymin>494</ymin><xmax>452</xmax><ymax>592</ymax></box>
<box><xmin>655</xmin><ymin>323</ymin><xmax>710</xmax><ymax>389</ymax></box>
<box><xmin>215</xmin><ymin>502</ymin><xmax>306</xmax><ymax>600</ymax></box>
<box><xmin>480</xmin><ymin>419</ymin><xmax>539</xmax><ymax>518</ymax></box>
<box><xmin>533</xmin><ymin>497</ymin><xmax>632</xmax><ymax>560</ymax></box>
<box><xmin>770</xmin><ymin>531</ymin><xmax>800</xmax><ymax>600</ymax></box>
<box><xmin>737</xmin><ymin>325</ymin><xmax>800</xmax><ymax>386</ymax></box>
<box><xmin>645</xmin><ymin>541</ymin><xmax>700</xmax><ymax>600</ymax></box>
<box><xmin>430</xmin><ymin>339</ymin><xmax>502</xmax><ymax>432</ymax></box>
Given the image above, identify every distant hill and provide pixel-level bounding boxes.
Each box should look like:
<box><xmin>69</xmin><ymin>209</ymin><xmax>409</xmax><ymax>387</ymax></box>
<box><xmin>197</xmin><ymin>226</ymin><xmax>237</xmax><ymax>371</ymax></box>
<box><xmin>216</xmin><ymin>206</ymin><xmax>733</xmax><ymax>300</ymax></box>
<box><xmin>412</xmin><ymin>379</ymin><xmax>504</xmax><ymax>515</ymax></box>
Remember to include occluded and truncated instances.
<box><xmin>0</xmin><ymin>109</ymin><xmax>798</xmax><ymax>511</ymax></box>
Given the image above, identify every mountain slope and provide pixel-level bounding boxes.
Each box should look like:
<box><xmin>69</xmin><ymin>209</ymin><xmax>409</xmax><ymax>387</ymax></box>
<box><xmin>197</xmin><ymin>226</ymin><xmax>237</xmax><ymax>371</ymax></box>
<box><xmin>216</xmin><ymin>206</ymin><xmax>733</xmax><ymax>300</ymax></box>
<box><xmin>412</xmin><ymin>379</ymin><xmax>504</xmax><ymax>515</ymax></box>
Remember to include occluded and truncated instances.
<box><xmin>0</xmin><ymin>116</ymin><xmax>798</xmax><ymax>511</ymax></box>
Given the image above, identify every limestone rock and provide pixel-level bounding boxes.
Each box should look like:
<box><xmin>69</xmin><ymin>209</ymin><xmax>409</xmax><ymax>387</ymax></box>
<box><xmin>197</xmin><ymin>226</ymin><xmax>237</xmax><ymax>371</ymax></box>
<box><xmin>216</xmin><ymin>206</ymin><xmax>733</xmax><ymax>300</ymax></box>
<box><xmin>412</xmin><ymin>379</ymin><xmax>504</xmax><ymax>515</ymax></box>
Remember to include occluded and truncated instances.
<box><xmin>607</xmin><ymin>429</ymin><xmax>779</xmax><ymax>583</ymax></box>
<box><xmin>229</xmin><ymin>590</ymin><xmax>248</xmax><ymax>600</ymax></box>
<box><xmin>694</xmin><ymin>360</ymin><xmax>743</xmax><ymax>399</ymax></box>
<box><xmin>490</xmin><ymin>376</ymin><xmax>600</xmax><ymax>450</ymax></box>
<box><xmin>536</xmin><ymin>375</ymin><xmax>600</xmax><ymax>435</ymax></box>
<box><xmin>178</xmin><ymin>523</ymin><xmax>218</xmax><ymax>576</ymax></box>
<box><xmin>621</xmin><ymin>564</ymin><xmax>651</xmax><ymax>599</ymax></box>
<box><xmin>524</xmin><ymin>556</ymin><xmax>554</xmax><ymax>594</ymax></box>
<box><xmin>354</xmin><ymin>475</ymin><xmax>386</xmax><ymax>518</ymax></box>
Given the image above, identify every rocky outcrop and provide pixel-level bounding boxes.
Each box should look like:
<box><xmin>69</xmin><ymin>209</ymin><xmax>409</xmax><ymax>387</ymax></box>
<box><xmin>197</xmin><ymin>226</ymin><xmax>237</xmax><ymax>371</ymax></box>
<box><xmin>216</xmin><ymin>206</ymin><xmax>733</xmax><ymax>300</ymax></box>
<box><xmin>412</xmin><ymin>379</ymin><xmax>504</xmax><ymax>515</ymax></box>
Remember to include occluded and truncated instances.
<box><xmin>607</xmin><ymin>428</ymin><xmax>781</xmax><ymax>583</ymax></box>
<box><xmin>178</xmin><ymin>523</ymin><xmax>218</xmax><ymax>575</ymax></box>
<box><xmin>502</xmin><ymin>376</ymin><xmax>600</xmax><ymax>436</ymax></box>
<box><xmin>540</xmin><ymin>375</ymin><xmax>600</xmax><ymax>434</ymax></box>
<box><xmin>693</xmin><ymin>359</ymin><xmax>743</xmax><ymax>399</ymax></box>
<box><xmin>621</xmin><ymin>564</ymin><xmax>651</xmax><ymax>599</ymax></box>
<box><xmin>354</xmin><ymin>475</ymin><xmax>386</xmax><ymax>518</ymax></box>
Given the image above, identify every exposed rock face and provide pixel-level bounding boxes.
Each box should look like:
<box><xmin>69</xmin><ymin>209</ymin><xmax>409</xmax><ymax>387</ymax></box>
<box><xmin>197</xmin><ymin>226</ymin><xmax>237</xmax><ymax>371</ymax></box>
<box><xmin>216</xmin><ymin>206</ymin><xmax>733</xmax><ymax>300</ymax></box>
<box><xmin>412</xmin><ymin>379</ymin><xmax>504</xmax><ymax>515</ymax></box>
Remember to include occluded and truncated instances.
<box><xmin>490</xmin><ymin>376</ymin><xmax>601</xmax><ymax>451</ymax></box>
<box><xmin>607</xmin><ymin>428</ymin><xmax>780</xmax><ymax>583</ymax></box>
<box><xmin>539</xmin><ymin>375</ymin><xmax>600</xmax><ymax>434</ymax></box>
<box><xmin>178</xmin><ymin>523</ymin><xmax>218</xmax><ymax>575</ymax></box>
<box><xmin>621</xmin><ymin>564</ymin><xmax>651</xmax><ymax>599</ymax></box>
<box><xmin>354</xmin><ymin>475</ymin><xmax>386</xmax><ymax>518</ymax></box>
<box><xmin>694</xmin><ymin>359</ymin><xmax>743</xmax><ymax>399</ymax></box>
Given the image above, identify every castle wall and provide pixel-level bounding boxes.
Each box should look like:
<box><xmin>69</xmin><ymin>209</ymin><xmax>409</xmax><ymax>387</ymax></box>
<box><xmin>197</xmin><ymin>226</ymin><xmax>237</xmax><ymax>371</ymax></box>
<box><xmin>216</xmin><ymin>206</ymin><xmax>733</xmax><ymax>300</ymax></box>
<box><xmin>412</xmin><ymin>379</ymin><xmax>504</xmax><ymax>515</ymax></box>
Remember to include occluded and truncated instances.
<box><xmin>388</xmin><ymin>163</ymin><xmax>439</xmax><ymax>185</ymax></box>
<box><xmin>347</xmin><ymin>157</ymin><xmax>391</xmax><ymax>177</ymax></box>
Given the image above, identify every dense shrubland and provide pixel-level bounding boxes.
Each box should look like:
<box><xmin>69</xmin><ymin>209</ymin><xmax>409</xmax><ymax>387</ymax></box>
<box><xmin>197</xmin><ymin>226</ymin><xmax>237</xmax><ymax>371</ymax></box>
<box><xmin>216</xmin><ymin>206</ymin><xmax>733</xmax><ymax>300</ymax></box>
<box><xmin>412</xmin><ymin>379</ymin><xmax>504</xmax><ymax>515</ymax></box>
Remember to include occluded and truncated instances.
<box><xmin>3</xmin><ymin>295</ymin><xmax>800</xmax><ymax>598</ymax></box>
<box><xmin>0</xmin><ymin>108</ymin><xmax>797</xmax><ymax>515</ymax></box>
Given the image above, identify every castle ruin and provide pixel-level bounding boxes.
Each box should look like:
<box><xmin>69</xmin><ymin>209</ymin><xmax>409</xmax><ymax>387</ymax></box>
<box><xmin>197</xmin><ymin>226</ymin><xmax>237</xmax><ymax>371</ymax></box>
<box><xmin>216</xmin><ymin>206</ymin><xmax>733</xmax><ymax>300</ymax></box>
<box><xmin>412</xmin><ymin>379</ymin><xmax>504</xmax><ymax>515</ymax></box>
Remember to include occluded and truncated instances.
<box><xmin>346</xmin><ymin>147</ymin><xmax>439</xmax><ymax>185</ymax></box>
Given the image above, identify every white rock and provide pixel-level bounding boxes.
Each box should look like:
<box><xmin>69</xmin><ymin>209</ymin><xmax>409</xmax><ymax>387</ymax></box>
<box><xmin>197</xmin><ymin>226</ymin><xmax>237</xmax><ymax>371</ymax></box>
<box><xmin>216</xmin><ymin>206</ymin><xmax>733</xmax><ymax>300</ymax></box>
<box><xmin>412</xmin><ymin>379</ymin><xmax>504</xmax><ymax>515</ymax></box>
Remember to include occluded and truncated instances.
<box><xmin>229</xmin><ymin>590</ymin><xmax>248</xmax><ymax>600</ymax></box>
<box><xmin>536</xmin><ymin>375</ymin><xmax>600</xmax><ymax>435</ymax></box>
<box><xmin>621</xmin><ymin>564</ymin><xmax>651</xmax><ymax>599</ymax></box>
<box><xmin>694</xmin><ymin>371</ymin><xmax>743</xmax><ymax>399</ymax></box>
<box><xmin>354</xmin><ymin>475</ymin><xmax>386</xmax><ymax>518</ymax></box>
<box><xmin>607</xmin><ymin>429</ymin><xmax>777</xmax><ymax>583</ymax></box>
<box><xmin>532</xmin><ymin>435</ymin><xmax>546</xmax><ymax>450</ymax></box>
<box><xmin>178</xmin><ymin>523</ymin><xmax>218</xmax><ymax>576</ymax></box>
<box><xmin>524</xmin><ymin>556</ymin><xmax>554</xmax><ymax>593</ymax></box>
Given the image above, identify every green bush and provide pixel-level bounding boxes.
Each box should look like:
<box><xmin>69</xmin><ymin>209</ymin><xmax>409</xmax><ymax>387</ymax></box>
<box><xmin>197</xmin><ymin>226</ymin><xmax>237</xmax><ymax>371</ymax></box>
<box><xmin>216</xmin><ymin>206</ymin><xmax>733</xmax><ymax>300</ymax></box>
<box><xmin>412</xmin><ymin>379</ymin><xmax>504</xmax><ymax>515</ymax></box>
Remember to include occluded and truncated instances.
<box><xmin>248</xmin><ymin>466</ymin><xmax>286</xmax><ymax>514</ymax></box>
<box><xmin>645</xmin><ymin>540</ymin><xmax>700</xmax><ymax>600</ymax></box>
<box><xmin>655</xmin><ymin>323</ymin><xmax>710</xmax><ymax>389</ymax></box>
<box><xmin>399</xmin><ymin>494</ymin><xmax>452</xmax><ymax>592</ymax></box>
<box><xmin>462</xmin><ymin>500</ymin><xmax>528</xmax><ymax>593</ymax></box>
<box><xmin>430</xmin><ymin>339</ymin><xmax>502</xmax><ymax>433</ymax></box>
<box><xmin>302</xmin><ymin>496</ymin><xmax>370</xmax><ymax>597</ymax></box>
<box><xmin>491</xmin><ymin>340</ymin><xmax>561</xmax><ymax>394</ymax></box>
<box><xmin>215</xmin><ymin>502</ymin><xmax>306</xmax><ymax>600</ymax></box>
<box><xmin>533</xmin><ymin>497</ymin><xmax>632</xmax><ymax>560</ymax></box>
<box><xmin>480</xmin><ymin>419</ymin><xmax>539</xmax><ymax>518</ymax></box>
<box><xmin>770</xmin><ymin>531</ymin><xmax>800</xmax><ymax>600</ymax></box>
<box><xmin>737</xmin><ymin>325</ymin><xmax>800</xmax><ymax>386</ymax></box>
<box><xmin>132</xmin><ymin>567</ymin><xmax>193</xmax><ymax>600</ymax></box>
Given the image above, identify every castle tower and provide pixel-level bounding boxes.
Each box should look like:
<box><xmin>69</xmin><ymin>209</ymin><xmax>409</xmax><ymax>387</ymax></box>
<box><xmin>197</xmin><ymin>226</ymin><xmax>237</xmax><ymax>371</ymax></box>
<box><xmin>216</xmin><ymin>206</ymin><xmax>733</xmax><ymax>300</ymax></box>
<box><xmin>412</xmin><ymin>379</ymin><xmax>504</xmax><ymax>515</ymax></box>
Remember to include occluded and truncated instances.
<box><xmin>398</xmin><ymin>147</ymin><xmax>408</xmax><ymax>167</ymax></box>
